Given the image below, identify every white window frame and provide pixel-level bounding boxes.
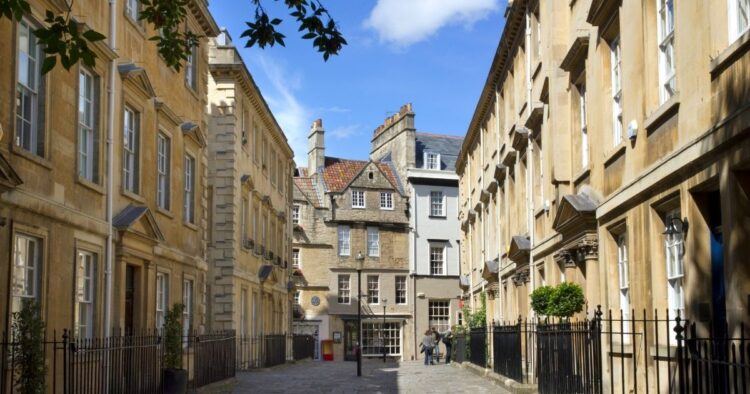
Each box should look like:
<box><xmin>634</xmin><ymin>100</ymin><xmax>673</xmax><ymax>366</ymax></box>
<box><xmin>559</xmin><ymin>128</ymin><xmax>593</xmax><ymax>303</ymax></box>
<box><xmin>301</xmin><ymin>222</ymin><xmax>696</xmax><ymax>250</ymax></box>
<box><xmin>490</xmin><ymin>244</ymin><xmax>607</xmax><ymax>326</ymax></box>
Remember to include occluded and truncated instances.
<box><xmin>424</xmin><ymin>152</ymin><xmax>440</xmax><ymax>170</ymax></box>
<box><xmin>428</xmin><ymin>300</ymin><xmax>450</xmax><ymax>333</ymax></box>
<box><xmin>338</xmin><ymin>225</ymin><xmax>351</xmax><ymax>256</ymax></box>
<box><xmin>75</xmin><ymin>250</ymin><xmax>96</xmax><ymax>339</ymax></box>
<box><xmin>125</xmin><ymin>0</ymin><xmax>140</xmax><ymax>21</ymax></box>
<box><xmin>294</xmin><ymin>291</ymin><xmax>300</xmax><ymax>306</ymax></box>
<box><xmin>78</xmin><ymin>68</ymin><xmax>97</xmax><ymax>181</ymax></box>
<box><xmin>183</xmin><ymin>154</ymin><xmax>195</xmax><ymax>224</ymax></box>
<box><xmin>657</xmin><ymin>0</ymin><xmax>676</xmax><ymax>104</ymax></box>
<box><xmin>12</xmin><ymin>234</ymin><xmax>41</xmax><ymax>315</ymax></box>
<box><xmin>665</xmin><ymin>209</ymin><xmax>685</xmax><ymax>319</ymax></box>
<box><xmin>156</xmin><ymin>132</ymin><xmax>170</xmax><ymax>210</ymax></box>
<box><xmin>156</xmin><ymin>272</ymin><xmax>169</xmax><ymax>329</ymax></box>
<box><xmin>362</xmin><ymin>322</ymin><xmax>401</xmax><ymax>356</ymax></box>
<box><xmin>617</xmin><ymin>234</ymin><xmax>631</xmax><ymax>336</ymax></box>
<box><xmin>292</xmin><ymin>205</ymin><xmax>300</xmax><ymax>224</ymax></box>
<box><xmin>182</xmin><ymin>279</ymin><xmax>193</xmax><ymax>337</ymax></box>
<box><xmin>337</xmin><ymin>274</ymin><xmax>350</xmax><ymax>304</ymax></box>
<box><xmin>185</xmin><ymin>42</ymin><xmax>198</xmax><ymax>90</ymax></box>
<box><xmin>430</xmin><ymin>245</ymin><xmax>445</xmax><ymax>275</ymax></box>
<box><xmin>351</xmin><ymin>190</ymin><xmax>365</xmax><ymax>208</ymax></box>
<box><xmin>379</xmin><ymin>192</ymin><xmax>393</xmax><ymax>210</ymax></box>
<box><xmin>430</xmin><ymin>191</ymin><xmax>445</xmax><ymax>217</ymax></box>
<box><xmin>292</xmin><ymin>248</ymin><xmax>301</xmax><ymax>269</ymax></box>
<box><xmin>610</xmin><ymin>36</ymin><xmax>623</xmax><ymax>146</ymax></box>
<box><xmin>16</xmin><ymin>18</ymin><xmax>44</xmax><ymax>157</ymax></box>
<box><xmin>367</xmin><ymin>227</ymin><xmax>380</xmax><ymax>257</ymax></box>
<box><xmin>367</xmin><ymin>275</ymin><xmax>380</xmax><ymax>304</ymax></box>
<box><xmin>395</xmin><ymin>276</ymin><xmax>407</xmax><ymax>305</ymax></box>
<box><xmin>729</xmin><ymin>0</ymin><xmax>750</xmax><ymax>42</ymax></box>
<box><xmin>123</xmin><ymin>107</ymin><xmax>139</xmax><ymax>193</ymax></box>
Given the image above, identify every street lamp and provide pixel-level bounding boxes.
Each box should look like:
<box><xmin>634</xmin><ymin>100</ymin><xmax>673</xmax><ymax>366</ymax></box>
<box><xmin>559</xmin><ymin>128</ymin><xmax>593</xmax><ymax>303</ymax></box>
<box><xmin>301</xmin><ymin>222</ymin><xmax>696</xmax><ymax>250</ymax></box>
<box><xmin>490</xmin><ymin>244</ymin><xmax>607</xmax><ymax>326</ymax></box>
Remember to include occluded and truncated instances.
<box><xmin>355</xmin><ymin>251</ymin><xmax>364</xmax><ymax>377</ymax></box>
<box><xmin>381</xmin><ymin>298</ymin><xmax>387</xmax><ymax>363</ymax></box>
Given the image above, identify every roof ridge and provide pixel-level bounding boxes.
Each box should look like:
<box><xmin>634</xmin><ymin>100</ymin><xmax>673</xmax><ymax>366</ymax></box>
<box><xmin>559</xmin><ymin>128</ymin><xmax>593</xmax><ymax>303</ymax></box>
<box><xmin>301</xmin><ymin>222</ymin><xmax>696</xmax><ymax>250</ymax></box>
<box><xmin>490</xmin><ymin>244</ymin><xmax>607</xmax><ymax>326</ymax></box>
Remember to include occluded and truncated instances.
<box><xmin>416</xmin><ymin>131</ymin><xmax>464</xmax><ymax>139</ymax></box>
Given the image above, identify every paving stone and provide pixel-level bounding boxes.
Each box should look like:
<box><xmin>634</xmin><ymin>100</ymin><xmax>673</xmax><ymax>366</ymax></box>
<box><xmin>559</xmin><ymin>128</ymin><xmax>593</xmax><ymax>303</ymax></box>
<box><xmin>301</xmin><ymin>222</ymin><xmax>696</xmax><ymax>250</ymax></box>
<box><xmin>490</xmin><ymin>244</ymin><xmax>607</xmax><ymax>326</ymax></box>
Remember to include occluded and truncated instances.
<box><xmin>232</xmin><ymin>360</ymin><xmax>508</xmax><ymax>393</ymax></box>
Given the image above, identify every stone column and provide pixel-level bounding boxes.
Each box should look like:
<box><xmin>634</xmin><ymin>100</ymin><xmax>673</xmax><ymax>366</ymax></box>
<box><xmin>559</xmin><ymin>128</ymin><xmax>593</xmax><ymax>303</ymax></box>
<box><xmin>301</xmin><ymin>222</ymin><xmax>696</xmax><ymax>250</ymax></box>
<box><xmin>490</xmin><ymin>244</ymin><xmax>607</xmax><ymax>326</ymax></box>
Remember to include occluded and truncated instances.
<box><xmin>578</xmin><ymin>236</ymin><xmax>600</xmax><ymax>313</ymax></box>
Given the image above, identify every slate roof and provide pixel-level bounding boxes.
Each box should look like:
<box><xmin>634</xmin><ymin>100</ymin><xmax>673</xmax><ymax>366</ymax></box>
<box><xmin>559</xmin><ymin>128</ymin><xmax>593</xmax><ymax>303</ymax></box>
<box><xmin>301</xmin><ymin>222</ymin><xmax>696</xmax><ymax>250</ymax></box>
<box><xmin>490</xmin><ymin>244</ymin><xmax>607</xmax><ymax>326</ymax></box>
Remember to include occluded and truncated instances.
<box><xmin>415</xmin><ymin>132</ymin><xmax>464</xmax><ymax>171</ymax></box>
<box><xmin>321</xmin><ymin>156</ymin><xmax>401</xmax><ymax>194</ymax></box>
<box><xmin>112</xmin><ymin>205</ymin><xmax>149</xmax><ymax>229</ymax></box>
<box><xmin>561</xmin><ymin>193</ymin><xmax>599</xmax><ymax>213</ymax></box>
<box><xmin>293</xmin><ymin>177</ymin><xmax>322</xmax><ymax>207</ymax></box>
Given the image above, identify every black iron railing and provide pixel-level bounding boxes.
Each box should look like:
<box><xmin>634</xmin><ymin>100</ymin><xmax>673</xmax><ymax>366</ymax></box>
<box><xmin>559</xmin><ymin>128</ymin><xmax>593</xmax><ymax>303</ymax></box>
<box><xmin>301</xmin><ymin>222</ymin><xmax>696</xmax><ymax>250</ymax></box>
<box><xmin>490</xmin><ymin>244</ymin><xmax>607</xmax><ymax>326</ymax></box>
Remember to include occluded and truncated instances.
<box><xmin>469</xmin><ymin>327</ymin><xmax>487</xmax><ymax>368</ymax></box>
<box><xmin>0</xmin><ymin>329</ymin><xmax>235</xmax><ymax>394</ymax></box>
<box><xmin>485</xmin><ymin>308</ymin><xmax>750</xmax><ymax>394</ymax></box>
<box><xmin>235</xmin><ymin>333</ymin><xmax>292</xmax><ymax>370</ymax></box>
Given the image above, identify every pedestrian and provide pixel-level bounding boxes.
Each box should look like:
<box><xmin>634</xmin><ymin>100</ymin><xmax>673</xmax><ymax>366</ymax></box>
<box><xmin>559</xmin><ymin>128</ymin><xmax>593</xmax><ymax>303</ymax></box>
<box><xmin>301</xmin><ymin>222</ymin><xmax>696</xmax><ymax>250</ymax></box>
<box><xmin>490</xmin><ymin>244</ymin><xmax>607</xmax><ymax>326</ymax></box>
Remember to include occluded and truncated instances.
<box><xmin>430</xmin><ymin>327</ymin><xmax>441</xmax><ymax>364</ymax></box>
<box><xmin>422</xmin><ymin>329</ymin><xmax>435</xmax><ymax>366</ymax></box>
<box><xmin>441</xmin><ymin>329</ymin><xmax>454</xmax><ymax>364</ymax></box>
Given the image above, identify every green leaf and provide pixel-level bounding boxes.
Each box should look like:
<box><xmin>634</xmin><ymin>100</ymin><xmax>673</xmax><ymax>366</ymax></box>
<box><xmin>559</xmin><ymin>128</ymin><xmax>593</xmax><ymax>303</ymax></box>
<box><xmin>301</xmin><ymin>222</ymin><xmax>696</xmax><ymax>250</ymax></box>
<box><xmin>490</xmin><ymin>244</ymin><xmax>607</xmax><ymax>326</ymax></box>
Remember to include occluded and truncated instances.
<box><xmin>83</xmin><ymin>29</ymin><xmax>107</xmax><ymax>42</ymax></box>
<box><xmin>40</xmin><ymin>56</ymin><xmax>56</xmax><ymax>75</ymax></box>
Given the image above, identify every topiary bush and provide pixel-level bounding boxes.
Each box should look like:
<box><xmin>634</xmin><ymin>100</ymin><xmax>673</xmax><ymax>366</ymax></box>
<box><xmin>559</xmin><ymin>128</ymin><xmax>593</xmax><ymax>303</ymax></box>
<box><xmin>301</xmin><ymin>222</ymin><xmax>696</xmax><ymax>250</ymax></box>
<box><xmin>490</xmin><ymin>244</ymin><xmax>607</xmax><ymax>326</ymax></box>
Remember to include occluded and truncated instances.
<box><xmin>530</xmin><ymin>285</ymin><xmax>555</xmax><ymax>317</ymax></box>
<box><xmin>549</xmin><ymin>282</ymin><xmax>585</xmax><ymax>318</ymax></box>
<box><xmin>12</xmin><ymin>300</ymin><xmax>47</xmax><ymax>394</ymax></box>
<box><xmin>163</xmin><ymin>303</ymin><xmax>185</xmax><ymax>370</ymax></box>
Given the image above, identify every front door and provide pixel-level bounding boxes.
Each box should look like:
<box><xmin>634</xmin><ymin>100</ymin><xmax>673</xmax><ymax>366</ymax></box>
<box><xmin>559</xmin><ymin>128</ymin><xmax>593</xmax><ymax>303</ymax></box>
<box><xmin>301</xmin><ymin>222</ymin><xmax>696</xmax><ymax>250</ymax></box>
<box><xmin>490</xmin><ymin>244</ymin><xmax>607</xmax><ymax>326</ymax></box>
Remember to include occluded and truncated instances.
<box><xmin>344</xmin><ymin>320</ymin><xmax>358</xmax><ymax>361</ymax></box>
<box><xmin>125</xmin><ymin>265</ymin><xmax>136</xmax><ymax>333</ymax></box>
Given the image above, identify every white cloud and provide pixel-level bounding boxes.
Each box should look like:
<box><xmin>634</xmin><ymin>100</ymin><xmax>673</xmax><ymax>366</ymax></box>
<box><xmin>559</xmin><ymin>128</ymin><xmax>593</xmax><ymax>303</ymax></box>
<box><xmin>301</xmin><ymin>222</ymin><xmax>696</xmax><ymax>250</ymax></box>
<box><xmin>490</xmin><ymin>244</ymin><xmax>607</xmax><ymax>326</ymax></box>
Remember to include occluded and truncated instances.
<box><xmin>364</xmin><ymin>0</ymin><xmax>500</xmax><ymax>47</ymax></box>
<box><xmin>255</xmin><ymin>55</ymin><xmax>311</xmax><ymax>166</ymax></box>
<box><xmin>329</xmin><ymin>124</ymin><xmax>361</xmax><ymax>139</ymax></box>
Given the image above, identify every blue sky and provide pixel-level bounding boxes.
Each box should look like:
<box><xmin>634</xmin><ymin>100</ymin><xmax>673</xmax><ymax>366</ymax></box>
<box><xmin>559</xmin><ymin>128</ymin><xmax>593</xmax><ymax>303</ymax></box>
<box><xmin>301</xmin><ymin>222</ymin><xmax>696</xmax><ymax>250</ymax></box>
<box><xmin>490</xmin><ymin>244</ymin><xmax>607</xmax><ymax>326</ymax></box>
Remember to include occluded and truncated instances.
<box><xmin>209</xmin><ymin>0</ymin><xmax>507</xmax><ymax>165</ymax></box>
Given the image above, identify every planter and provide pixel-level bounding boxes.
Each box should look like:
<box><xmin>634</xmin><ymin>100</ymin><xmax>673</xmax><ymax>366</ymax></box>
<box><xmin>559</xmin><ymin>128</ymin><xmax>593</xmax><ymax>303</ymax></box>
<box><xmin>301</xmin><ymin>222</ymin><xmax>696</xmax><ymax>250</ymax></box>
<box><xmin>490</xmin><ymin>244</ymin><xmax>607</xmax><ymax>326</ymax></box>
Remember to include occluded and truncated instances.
<box><xmin>163</xmin><ymin>368</ymin><xmax>188</xmax><ymax>394</ymax></box>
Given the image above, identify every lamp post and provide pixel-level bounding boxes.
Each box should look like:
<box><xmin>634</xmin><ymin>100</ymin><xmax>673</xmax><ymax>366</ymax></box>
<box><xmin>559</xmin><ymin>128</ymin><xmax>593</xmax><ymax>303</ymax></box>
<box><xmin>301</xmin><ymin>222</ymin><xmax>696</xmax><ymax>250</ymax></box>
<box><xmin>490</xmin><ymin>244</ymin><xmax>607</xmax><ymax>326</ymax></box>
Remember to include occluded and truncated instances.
<box><xmin>356</xmin><ymin>251</ymin><xmax>364</xmax><ymax>377</ymax></box>
<box><xmin>381</xmin><ymin>298</ymin><xmax>387</xmax><ymax>363</ymax></box>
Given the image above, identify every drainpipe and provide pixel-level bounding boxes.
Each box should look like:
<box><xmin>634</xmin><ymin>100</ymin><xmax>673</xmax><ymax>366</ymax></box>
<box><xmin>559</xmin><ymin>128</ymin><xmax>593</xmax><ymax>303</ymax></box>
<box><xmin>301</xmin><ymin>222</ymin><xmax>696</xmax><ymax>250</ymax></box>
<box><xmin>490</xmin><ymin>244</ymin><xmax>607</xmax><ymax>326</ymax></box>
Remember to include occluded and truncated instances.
<box><xmin>103</xmin><ymin>1</ymin><xmax>117</xmax><ymax>392</ymax></box>
<box><xmin>104</xmin><ymin>0</ymin><xmax>118</xmax><ymax>336</ymax></box>
<box><xmin>467</xmin><ymin>155</ymin><xmax>474</xmax><ymax>311</ymax></box>
<box><xmin>495</xmin><ymin>89</ymin><xmax>502</xmax><ymax>322</ymax></box>
<box><xmin>411</xmin><ymin>183</ymin><xmax>417</xmax><ymax>360</ymax></box>
<box><xmin>524</xmin><ymin>6</ymin><xmax>536</xmax><ymax>309</ymax></box>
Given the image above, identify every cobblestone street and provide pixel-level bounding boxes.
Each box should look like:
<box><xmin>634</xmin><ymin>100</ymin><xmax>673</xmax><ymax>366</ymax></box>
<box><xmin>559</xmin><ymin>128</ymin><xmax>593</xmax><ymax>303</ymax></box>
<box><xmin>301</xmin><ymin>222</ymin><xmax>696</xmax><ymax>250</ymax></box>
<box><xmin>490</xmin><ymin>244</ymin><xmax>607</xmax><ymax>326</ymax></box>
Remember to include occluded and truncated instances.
<box><xmin>231</xmin><ymin>360</ymin><xmax>508</xmax><ymax>393</ymax></box>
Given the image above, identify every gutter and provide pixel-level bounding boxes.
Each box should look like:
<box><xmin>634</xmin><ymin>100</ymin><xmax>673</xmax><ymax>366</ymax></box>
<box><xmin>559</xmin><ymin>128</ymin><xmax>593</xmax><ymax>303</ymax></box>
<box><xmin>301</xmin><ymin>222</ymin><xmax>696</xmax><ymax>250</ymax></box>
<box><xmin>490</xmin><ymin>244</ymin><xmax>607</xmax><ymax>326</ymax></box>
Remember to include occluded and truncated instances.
<box><xmin>104</xmin><ymin>0</ymin><xmax>117</xmax><ymax>339</ymax></box>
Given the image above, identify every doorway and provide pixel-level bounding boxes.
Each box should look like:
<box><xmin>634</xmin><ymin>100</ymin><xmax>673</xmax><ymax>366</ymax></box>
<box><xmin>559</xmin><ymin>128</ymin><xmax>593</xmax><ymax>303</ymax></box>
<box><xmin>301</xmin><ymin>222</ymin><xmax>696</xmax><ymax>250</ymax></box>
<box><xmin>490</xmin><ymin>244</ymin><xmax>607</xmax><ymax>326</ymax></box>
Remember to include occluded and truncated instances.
<box><xmin>125</xmin><ymin>265</ymin><xmax>136</xmax><ymax>333</ymax></box>
<box><xmin>344</xmin><ymin>320</ymin><xmax>358</xmax><ymax>361</ymax></box>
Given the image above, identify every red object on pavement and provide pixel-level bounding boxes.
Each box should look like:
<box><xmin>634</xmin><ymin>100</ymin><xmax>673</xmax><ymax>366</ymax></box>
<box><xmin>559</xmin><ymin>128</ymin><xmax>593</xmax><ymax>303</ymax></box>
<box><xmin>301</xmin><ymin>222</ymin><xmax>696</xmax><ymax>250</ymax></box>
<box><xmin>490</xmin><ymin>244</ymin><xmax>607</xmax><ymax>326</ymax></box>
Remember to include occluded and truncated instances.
<box><xmin>321</xmin><ymin>339</ymin><xmax>334</xmax><ymax>361</ymax></box>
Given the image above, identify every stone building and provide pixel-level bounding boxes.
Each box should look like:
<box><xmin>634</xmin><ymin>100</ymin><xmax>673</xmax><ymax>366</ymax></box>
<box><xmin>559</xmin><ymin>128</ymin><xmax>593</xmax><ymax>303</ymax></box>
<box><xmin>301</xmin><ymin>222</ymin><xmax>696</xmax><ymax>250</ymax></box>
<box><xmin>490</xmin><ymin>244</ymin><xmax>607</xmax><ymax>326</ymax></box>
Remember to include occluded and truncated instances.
<box><xmin>206</xmin><ymin>31</ymin><xmax>294</xmax><ymax>336</ymax></box>
<box><xmin>293</xmin><ymin>119</ymin><xmax>414</xmax><ymax>361</ymax></box>
<box><xmin>457</xmin><ymin>0</ymin><xmax>750</xmax><ymax>361</ymax></box>
<box><xmin>369</xmin><ymin>104</ymin><xmax>464</xmax><ymax>361</ymax></box>
<box><xmin>0</xmin><ymin>0</ymin><xmax>219</xmax><ymax>336</ymax></box>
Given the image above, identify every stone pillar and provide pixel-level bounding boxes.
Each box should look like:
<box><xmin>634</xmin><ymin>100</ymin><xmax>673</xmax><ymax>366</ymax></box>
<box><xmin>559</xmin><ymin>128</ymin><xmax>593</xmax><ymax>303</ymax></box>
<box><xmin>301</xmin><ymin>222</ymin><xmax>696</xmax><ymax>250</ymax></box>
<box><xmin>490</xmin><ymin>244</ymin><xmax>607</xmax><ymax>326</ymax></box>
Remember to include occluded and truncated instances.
<box><xmin>579</xmin><ymin>237</ymin><xmax>600</xmax><ymax>313</ymax></box>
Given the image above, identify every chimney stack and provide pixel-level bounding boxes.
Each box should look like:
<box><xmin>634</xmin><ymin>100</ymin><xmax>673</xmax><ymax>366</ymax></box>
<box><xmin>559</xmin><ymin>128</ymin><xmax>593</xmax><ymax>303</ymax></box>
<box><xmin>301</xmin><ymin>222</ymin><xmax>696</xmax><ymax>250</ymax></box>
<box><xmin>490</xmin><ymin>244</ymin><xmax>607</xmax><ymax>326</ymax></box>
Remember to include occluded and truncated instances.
<box><xmin>307</xmin><ymin>119</ymin><xmax>325</xmax><ymax>175</ymax></box>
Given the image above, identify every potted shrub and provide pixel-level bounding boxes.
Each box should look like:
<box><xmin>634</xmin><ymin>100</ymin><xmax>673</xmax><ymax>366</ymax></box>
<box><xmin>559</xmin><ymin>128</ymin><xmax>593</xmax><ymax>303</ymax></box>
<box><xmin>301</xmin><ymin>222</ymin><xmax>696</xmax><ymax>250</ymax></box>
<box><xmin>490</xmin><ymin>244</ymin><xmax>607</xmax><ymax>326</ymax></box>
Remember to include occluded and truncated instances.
<box><xmin>549</xmin><ymin>282</ymin><xmax>585</xmax><ymax>318</ymax></box>
<box><xmin>162</xmin><ymin>303</ymin><xmax>187</xmax><ymax>394</ymax></box>
<box><xmin>11</xmin><ymin>300</ymin><xmax>46</xmax><ymax>394</ymax></box>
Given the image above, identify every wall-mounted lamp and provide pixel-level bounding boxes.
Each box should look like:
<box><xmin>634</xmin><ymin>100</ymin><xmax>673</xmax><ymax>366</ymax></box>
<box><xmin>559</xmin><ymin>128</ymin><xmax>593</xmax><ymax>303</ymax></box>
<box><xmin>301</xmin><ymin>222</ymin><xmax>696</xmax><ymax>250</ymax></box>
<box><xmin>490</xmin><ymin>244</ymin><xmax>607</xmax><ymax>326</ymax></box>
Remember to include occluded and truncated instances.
<box><xmin>663</xmin><ymin>217</ymin><xmax>688</xmax><ymax>236</ymax></box>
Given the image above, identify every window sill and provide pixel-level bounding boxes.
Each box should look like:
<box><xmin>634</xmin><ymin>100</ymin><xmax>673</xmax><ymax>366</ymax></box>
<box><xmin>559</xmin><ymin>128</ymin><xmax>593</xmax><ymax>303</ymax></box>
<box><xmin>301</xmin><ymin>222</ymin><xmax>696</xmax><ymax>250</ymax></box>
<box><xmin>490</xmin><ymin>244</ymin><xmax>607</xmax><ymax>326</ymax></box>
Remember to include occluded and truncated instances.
<box><xmin>379</xmin><ymin>207</ymin><xmax>394</xmax><ymax>211</ymax></box>
<box><xmin>710</xmin><ymin>29</ymin><xmax>750</xmax><ymax>78</ymax></box>
<box><xmin>428</xmin><ymin>215</ymin><xmax>447</xmax><ymax>219</ymax></box>
<box><xmin>124</xmin><ymin>15</ymin><xmax>146</xmax><ymax>38</ymax></box>
<box><xmin>155</xmin><ymin>206</ymin><xmax>174</xmax><ymax>219</ymax></box>
<box><xmin>352</xmin><ymin>206</ymin><xmax>366</xmax><ymax>210</ymax></box>
<box><xmin>603</xmin><ymin>143</ymin><xmax>626</xmax><ymax>168</ymax></box>
<box><xmin>573</xmin><ymin>166</ymin><xmax>591</xmax><ymax>186</ymax></box>
<box><xmin>76</xmin><ymin>177</ymin><xmax>105</xmax><ymax>195</ymax></box>
<box><xmin>11</xmin><ymin>144</ymin><xmax>52</xmax><ymax>170</ymax></box>
<box><xmin>122</xmin><ymin>189</ymin><xmax>146</xmax><ymax>204</ymax></box>
<box><xmin>183</xmin><ymin>221</ymin><xmax>198</xmax><ymax>231</ymax></box>
<box><xmin>644</xmin><ymin>93</ymin><xmax>680</xmax><ymax>134</ymax></box>
<box><xmin>184</xmin><ymin>82</ymin><xmax>200</xmax><ymax>102</ymax></box>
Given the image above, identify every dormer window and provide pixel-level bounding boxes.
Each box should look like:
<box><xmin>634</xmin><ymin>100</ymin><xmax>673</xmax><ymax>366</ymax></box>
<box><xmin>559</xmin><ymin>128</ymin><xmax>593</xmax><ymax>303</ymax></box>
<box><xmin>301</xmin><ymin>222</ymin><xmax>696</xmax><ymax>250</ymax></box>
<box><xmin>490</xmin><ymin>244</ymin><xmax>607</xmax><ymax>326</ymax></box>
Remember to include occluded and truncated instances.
<box><xmin>425</xmin><ymin>152</ymin><xmax>440</xmax><ymax>170</ymax></box>
<box><xmin>351</xmin><ymin>190</ymin><xmax>365</xmax><ymax>208</ymax></box>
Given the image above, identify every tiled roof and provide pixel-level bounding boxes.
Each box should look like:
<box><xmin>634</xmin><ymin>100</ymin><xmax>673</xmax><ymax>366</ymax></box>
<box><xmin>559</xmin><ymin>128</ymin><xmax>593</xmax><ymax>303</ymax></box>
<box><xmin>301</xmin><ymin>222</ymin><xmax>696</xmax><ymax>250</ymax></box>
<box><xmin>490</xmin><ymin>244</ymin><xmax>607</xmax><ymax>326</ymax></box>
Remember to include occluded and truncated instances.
<box><xmin>293</xmin><ymin>177</ymin><xmax>321</xmax><ymax>207</ymax></box>
<box><xmin>415</xmin><ymin>132</ymin><xmax>464</xmax><ymax>171</ymax></box>
<box><xmin>321</xmin><ymin>156</ymin><xmax>400</xmax><ymax>193</ymax></box>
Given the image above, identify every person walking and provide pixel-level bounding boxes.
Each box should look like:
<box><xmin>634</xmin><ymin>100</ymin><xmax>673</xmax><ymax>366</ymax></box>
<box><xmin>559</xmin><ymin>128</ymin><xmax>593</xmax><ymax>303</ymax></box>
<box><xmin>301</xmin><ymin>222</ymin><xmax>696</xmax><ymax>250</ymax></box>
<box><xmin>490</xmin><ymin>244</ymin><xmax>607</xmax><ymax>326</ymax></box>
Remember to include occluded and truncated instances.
<box><xmin>441</xmin><ymin>329</ymin><xmax>454</xmax><ymax>364</ymax></box>
<box><xmin>422</xmin><ymin>329</ymin><xmax>435</xmax><ymax>366</ymax></box>
<box><xmin>431</xmin><ymin>327</ymin><xmax>441</xmax><ymax>364</ymax></box>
